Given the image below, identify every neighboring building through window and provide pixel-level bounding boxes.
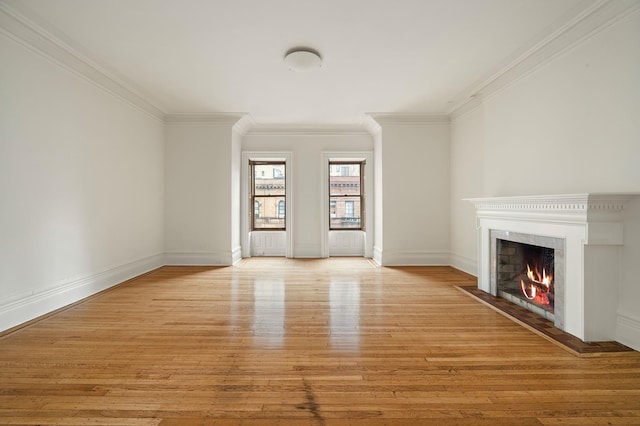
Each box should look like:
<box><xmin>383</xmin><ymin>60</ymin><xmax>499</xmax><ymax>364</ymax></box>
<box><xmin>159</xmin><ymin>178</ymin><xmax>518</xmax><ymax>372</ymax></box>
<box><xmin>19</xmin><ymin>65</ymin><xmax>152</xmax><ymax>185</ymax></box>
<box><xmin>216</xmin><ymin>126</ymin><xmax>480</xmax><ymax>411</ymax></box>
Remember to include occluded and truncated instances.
<box><xmin>329</xmin><ymin>161</ymin><xmax>364</xmax><ymax>230</ymax></box>
<box><xmin>344</xmin><ymin>200</ymin><xmax>354</xmax><ymax>218</ymax></box>
<box><xmin>251</xmin><ymin>161</ymin><xmax>286</xmax><ymax>230</ymax></box>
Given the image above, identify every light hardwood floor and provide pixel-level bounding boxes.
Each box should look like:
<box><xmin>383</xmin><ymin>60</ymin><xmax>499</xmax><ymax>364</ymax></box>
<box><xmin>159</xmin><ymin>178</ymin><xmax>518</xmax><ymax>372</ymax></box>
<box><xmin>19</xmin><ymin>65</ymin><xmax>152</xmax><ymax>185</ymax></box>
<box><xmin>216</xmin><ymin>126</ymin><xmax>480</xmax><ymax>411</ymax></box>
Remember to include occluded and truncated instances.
<box><xmin>1</xmin><ymin>258</ymin><xmax>639</xmax><ymax>425</ymax></box>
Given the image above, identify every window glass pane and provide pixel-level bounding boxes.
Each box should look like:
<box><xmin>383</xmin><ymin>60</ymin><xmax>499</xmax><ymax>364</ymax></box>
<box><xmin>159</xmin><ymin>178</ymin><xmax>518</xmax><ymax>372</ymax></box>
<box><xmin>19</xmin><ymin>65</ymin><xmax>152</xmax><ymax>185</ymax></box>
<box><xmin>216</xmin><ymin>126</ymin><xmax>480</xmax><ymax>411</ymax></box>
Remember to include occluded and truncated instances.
<box><xmin>254</xmin><ymin>164</ymin><xmax>285</xmax><ymax>196</ymax></box>
<box><xmin>329</xmin><ymin>163</ymin><xmax>360</xmax><ymax>196</ymax></box>
<box><xmin>254</xmin><ymin>196</ymin><xmax>285</xmax><ymax>229</ymax></box>
<box><xmin>329</xmin><ymin>196</ymin><xmax>361</xmax><ymax>229</ymax></box>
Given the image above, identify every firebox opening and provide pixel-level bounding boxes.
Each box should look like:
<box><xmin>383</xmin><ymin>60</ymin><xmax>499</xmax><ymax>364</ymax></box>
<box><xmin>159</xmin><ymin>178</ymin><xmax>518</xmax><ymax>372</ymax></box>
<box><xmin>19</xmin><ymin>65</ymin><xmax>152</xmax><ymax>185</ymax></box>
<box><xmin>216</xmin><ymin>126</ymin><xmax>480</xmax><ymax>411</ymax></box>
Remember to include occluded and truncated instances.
<box><xmin>497</xmin><ymin>239</ymin><xmax>555</xmax><ymax>316</ymax></box>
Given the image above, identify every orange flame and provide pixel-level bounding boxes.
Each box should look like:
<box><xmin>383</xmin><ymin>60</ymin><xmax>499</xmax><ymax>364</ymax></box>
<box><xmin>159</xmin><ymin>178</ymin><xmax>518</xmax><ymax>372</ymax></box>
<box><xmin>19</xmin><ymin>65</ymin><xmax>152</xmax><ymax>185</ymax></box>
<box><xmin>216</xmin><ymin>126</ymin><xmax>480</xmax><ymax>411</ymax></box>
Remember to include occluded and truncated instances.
<box><xmin>521</xmin><ymin>264</ymin><xmax>553</xmax><ymax>305</ymax></box>
<box><xmin>525</xmin><ymin>264</ymin><xmax>552</xmax><ymax>288</ymax></box>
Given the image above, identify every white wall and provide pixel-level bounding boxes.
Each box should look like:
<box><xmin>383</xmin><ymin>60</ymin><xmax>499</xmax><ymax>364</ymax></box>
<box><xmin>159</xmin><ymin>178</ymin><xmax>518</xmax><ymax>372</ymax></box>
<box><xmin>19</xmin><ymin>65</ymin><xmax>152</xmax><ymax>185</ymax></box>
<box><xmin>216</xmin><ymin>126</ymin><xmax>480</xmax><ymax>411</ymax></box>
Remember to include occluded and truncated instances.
<box><xmin>242</xmin><ymin>131</ymin><xmax>373</xmax><ymax>258</ymax></box>
<box><xmin>482</xmin><ymin>12</ymin><xmax>640</xmax><ymax>196</ymax></box>
<box><xmin>0</xmin><ymin>33</ymin><xmax>165</xmax><ymax>331</ymax></box>
<box><xmin>164</xmin><ymin>123</ymin><xmax>237</xmax><ymax>265</ymax></box>
<box><xmin>450</xmin><ymin>106</ymin><xmax>484</xmax><ymax>275</ymax></box>
<box><xmin>450</xmin><ymin>12</ymin><xmax>640</xmax><ymax>348</ymax></box>
<box><xmin>376</xmin><ymin>121</ymin><xmax>450</xmax><ymax>265</ymax></box>
<box><xmin>619</xmin><ymin>198</ymin><xmax>640</xmax><ymax>350</ymax></box>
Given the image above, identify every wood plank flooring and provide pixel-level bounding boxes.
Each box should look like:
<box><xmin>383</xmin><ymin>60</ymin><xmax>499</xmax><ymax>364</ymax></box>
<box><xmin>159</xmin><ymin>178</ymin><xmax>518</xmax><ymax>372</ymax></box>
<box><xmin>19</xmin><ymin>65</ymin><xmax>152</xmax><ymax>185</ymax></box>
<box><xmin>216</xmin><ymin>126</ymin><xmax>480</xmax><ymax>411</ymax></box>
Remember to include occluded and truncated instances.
<box><xmin>1</xmin><ymin>258</ymin><xmax>639</xmax><ymax>425</ymax></box>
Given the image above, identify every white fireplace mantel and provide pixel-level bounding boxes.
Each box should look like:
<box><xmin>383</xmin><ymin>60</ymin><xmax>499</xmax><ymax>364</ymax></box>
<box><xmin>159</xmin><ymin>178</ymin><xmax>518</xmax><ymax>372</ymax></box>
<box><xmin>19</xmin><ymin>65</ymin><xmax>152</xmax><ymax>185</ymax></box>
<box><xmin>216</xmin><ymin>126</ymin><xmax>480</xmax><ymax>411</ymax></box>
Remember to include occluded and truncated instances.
<box><xmin>466</xmin><ymin>193</ymin><xmax>638</xmax><ymax>343</ymax></box>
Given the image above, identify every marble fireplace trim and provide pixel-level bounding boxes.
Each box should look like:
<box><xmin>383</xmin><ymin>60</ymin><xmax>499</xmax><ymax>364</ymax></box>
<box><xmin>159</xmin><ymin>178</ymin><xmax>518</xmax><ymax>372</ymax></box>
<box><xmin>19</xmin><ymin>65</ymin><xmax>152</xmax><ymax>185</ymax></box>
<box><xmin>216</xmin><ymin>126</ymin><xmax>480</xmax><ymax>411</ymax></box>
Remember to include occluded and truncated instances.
<box><xmin>490</xmin><ymin>230</ymin><xmax>565</xmax><ymax>328</ymax></box>
<box><xmin>466</xmin><ymin>194</ymin><xmax>635</xmax><ymax>343</ymax></box>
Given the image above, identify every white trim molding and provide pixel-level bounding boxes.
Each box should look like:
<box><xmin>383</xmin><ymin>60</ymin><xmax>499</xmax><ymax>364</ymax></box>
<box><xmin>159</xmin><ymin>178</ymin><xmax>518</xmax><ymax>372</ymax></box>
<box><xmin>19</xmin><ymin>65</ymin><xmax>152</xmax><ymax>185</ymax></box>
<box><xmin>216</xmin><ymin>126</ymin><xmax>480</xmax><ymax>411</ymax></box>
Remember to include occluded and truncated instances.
<box><xmin>617</xmin><ymin>312</ymin><xmax>640</xmax><ymax>351</ymax></box>
<box><xmin>361</xmin><ymin>115</ymin><xmax>382</xmax><ymax>137</ymax></box>
<box><xmin>0</xmin><ymin>2</ymin><xmax>165</xmax><ymax>120</ymax></box>
<box><xmin>0</xmin><ymin>254</ymin><xmax>164</xmax><ymax>333</ymax></box>
<box><xmin>468</xmin><ymin>193</ymin><xmax>634</xmax><ymax>232</ymax></box>
<box><xmin>449</xmin><ymin>253</ymin><xmax>478</xmax><ymax>277</ymax></box>
<box><xmin>379</xmin><ymin>250</ymin><xmax>451</xmax><ymax>266</ymax></box>
<box><xmin>449</xmin><ymin>0</ymin><xmax>640</xmax><ymax>115</ymax></box>
<box><xmin>292</xmin><ymin>246</ymin><xmax>323</xmax><ymax>258</ymax></box>
<box><xmin>164</xmin><ymin>113</ymin><xmax>246</xmax><ymax>126</ymax></box>
<box><xmin>368</xmin><ymin>113</ymin><xmax>450</xmax><ymax>126</ymax></box>
<box><xmin>232</xmin><ymin>115</ymin><xmax>256</xmax><ymax>136</ymax></box>
<box><xmin>164</xmin><ymin>251</ymin><xmax>235</xmax><ymax>266</ymax></box>
<box><xmin>245</xmin><ymin>124</ymin><xmax>370</xmax><ymax>136</ymax></box>
<box><xmin>231</xmin><ymin>246</ymin><xmax>243</xmax><ymax>265</ymax></box>
<box><xmin>372</xmin><ymin>246</ymin><xmax>383</xmax><ymax>266</ymax></box>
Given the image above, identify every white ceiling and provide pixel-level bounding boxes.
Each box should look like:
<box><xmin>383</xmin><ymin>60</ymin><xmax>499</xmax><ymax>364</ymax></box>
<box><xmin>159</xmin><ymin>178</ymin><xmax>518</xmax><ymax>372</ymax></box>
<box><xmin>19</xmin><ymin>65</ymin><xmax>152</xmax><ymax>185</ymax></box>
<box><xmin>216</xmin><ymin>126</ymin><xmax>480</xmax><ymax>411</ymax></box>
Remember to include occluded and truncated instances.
<box><xmin>4</xmin><ymin>0</ymin><xmax>587</xmax><ymax>124</ymax></box>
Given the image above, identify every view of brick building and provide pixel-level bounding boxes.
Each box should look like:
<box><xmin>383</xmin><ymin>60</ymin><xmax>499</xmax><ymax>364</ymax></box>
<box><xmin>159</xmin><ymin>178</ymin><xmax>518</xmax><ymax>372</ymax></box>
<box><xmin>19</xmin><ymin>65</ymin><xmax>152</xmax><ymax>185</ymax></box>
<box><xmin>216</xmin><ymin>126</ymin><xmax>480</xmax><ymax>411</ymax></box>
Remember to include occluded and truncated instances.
<box><xmin>252</xmin><ymin>163</ymin><xmax>285</xmax><ymax>229</ymax></box>
<box><xmin>329</xmin><ymin>163</ymin><xmax>362</xmax><ymax>229</ymax></box>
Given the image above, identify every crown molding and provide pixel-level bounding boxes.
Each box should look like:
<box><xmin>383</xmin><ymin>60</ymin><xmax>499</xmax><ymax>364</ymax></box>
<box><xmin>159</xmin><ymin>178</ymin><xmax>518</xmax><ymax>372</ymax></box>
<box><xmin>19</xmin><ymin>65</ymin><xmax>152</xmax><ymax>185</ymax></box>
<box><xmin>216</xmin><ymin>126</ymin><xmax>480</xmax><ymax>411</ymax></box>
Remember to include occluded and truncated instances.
<box><xmin>0</xmin><ymin>2</ymin><xmax>166</xmax><ymax>120</ymax></box>
<box><xmin>368</xmin><ymin>113</ymin><xmax>450</xmax><ymax>125</ymax></box>
<box><xmin>449</xmin><ymin>0</ymin><xmax>640</xmax><ymax>115</ymax></box>
<box><xmin>245</xmin><ymin>123</ymin><xmax>371</xmax><ymax>136</ymax></box>
<box><xmin>232</xmin><ymin>115</ymin><xmax>256</xmax><ymax>136</ymax></box>
<box><xmin>450</xmin><ymin>96</ymin><xmax>483</xmax><ymax>121</ymax></box>
<box><xmin>164</xmin><ymin>113</ymin><xmax>246</xmax><ymax>126</ymax></box>
<box><xmin>360</xmin><ymin>115</ymin><xmax>382</xmax><ymax>136</ymax></box>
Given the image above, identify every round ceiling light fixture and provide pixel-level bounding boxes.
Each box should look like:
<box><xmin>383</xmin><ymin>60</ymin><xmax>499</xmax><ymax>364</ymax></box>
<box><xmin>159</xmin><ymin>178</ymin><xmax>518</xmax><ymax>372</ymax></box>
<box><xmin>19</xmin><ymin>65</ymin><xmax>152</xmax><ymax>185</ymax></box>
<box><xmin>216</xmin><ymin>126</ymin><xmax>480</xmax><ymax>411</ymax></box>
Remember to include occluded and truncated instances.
<box><xmin>284</xmin><ymin>47</ymin><xmax>322</xmax><ymax>71</ymax></box>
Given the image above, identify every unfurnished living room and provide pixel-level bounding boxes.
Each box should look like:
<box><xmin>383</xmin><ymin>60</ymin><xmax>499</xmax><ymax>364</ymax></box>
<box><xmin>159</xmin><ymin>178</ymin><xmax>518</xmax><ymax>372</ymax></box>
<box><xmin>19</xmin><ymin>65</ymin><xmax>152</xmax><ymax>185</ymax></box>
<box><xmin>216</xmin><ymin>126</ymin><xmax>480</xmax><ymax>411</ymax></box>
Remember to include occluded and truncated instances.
<box><xmin>1</xmin><ymin>0</ymin><xmax>640</xmax><ymax>424</ymax></box>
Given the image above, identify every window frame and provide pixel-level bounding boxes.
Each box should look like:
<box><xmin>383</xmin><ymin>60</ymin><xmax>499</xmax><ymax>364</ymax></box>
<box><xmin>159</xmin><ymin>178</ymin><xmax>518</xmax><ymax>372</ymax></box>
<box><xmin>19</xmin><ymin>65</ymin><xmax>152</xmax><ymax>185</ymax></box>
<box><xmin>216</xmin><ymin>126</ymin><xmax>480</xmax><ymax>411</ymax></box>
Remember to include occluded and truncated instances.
<box><xmin>251</xmin><ymin>160</ymin><xmax>286</xmax><ymax>231</ymax></box>
<box><xmin>328</xmin><ymin>160</ymin><xmax>365</xmax><ymax>231</ymax></box>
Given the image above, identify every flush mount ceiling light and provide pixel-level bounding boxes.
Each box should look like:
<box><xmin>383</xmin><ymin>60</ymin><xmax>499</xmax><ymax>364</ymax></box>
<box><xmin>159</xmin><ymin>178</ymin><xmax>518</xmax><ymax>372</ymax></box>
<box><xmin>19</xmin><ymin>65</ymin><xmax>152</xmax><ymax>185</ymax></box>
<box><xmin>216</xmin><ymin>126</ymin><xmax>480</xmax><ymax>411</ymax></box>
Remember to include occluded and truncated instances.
<box><xmin>284</xmin><ymin>48</ymin><xmax>322</xmax><ymax>71</ymax></box>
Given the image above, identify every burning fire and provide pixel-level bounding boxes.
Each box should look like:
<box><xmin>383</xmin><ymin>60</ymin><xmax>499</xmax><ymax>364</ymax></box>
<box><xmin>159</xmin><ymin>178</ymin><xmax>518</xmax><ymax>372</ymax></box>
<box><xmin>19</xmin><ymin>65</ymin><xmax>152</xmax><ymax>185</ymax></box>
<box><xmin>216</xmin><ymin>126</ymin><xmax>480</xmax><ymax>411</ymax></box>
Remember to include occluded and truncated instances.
<box><xmin>520</xmin><ymin>264</ymin><xmax>553</xmax><ymax>306</ymax></box>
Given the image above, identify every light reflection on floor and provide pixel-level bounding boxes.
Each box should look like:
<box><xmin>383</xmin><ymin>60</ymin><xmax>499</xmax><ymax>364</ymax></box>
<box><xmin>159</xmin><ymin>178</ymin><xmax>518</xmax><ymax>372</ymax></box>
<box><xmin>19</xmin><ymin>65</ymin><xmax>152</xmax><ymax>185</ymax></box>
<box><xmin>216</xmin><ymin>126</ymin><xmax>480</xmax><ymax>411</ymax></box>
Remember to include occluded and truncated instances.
<box><xmin>252</xmin><ymin>278</ymin><xmax>285</xmax><ymax>348</ymax></box>
<box><xmin>329</xmin><ymin>279</ymin><xmax>361</xmax><ymax>350</ymax></box>
<box><xmin>248</xmin><ymin>274</ymin><xmax>363</xmax><ymax>351</ymax></box>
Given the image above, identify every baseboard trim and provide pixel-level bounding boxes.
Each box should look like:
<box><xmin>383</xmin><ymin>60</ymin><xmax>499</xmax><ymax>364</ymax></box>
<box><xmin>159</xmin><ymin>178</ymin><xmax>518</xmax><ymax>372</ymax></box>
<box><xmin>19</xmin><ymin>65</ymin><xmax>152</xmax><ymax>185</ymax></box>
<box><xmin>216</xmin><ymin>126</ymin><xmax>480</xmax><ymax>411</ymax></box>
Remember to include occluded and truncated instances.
<box><xmin>380</xmin><ymin>250</ymin><xmax>450</xmax><ymax>266</ymax></box>
<box><xmin>372</xmin><ymin>246</ymin><xmax>383</xmax><ymax>266</ymax></box>
<box><xmin>617</xmin><ymin>312</ymin><xmax>640</xmax><ymax>352</ymax></box>
<box><xmin>231</xmin><ymin>246</ymin><xmax>242</xmax><ymax>265</ymax></box>
<box><xmin>449</xmin><ymin>253</ymin><xmax>478</xmax><ymax>276</ymax></box>
<box><xmin>292</xmin><ymin>247</ymin><xmax>322</xmax><ymax>258</ymax></box>
<box><xmin>329</xmin><ymin>249</ymin><xmax>365</xmax><ymax>256</ymax></box>
<box><xmin>0</xmin><ymin>254</ymin><xmax>164</xmax><ymax>333</ymax></box>
<box><xmin>164</xmin><ymin>251</ymin><xmax>233</xmax><ymax>266</ymax></box>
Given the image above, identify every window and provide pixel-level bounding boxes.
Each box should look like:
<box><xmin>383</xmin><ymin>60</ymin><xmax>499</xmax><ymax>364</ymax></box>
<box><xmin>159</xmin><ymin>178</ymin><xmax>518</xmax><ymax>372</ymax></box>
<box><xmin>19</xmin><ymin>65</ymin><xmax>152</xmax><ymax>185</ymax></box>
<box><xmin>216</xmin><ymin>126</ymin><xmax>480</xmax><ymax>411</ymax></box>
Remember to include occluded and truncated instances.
<box><xmin>344</xmin><ymin>201</ymin><xmax>354</xmax><ymax>218</ymax></box>
<box><xmin>329</xmin><ymin>161</ymin><xmax>364</xmax><ymax>230</ymax></box>
<box><xmin>251</xmin><ymin>161</ymin><xmax>286</xmax><ymax>230</ymax></box>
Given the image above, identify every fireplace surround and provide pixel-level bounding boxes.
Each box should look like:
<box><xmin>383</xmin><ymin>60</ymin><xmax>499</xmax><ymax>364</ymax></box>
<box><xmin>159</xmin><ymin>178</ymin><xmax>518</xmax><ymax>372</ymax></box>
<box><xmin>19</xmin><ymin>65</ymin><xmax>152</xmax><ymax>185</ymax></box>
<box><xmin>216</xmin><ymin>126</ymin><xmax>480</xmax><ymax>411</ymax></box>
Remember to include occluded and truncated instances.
<box><xmin>467</xmin><ymin>194</ymin><xmax>636</xmax><ymax>343</ymax></box>
<box><xmin>492</xmin><ymin>230</ymin><xmax>564</xmax><ymax>326</ymax></box>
